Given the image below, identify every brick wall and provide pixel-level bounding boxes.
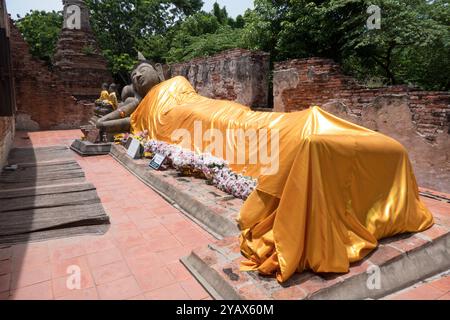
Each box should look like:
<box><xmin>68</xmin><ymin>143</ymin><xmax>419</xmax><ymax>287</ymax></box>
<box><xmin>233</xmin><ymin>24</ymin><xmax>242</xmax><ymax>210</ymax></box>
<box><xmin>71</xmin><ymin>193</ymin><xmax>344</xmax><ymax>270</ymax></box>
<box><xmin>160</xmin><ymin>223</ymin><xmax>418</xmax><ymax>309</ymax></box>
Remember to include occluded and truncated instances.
<box><xmin>9</xmin><ymin>20</ymin><xmax>94</xmax><ymax>131</ymax></box>
<box><xmin>53</xmin><ymin>29</ymin><xmax>113</xmax><ymax>100</ymax></box>
<box><xmin>0</xmin><ymin>116</ymin><xmax>14</xmax><ymax>170</ymax></box>
<box><xmin>169</xmin><ymin>49</ymin><xmax>270</xmax><ymax>108</ymax></box>
<box><xmin>273</xmin><ymin>58</ymin><xmax>450</xmax><ymax>193</ymax></box>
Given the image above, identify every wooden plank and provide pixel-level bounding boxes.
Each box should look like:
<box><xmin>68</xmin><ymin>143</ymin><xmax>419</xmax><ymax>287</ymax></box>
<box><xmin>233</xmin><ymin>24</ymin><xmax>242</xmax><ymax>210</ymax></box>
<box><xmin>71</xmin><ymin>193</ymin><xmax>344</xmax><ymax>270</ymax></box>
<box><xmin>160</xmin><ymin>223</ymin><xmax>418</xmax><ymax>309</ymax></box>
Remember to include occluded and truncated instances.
<box><xmin>0</xmin><ymin>145</ymin><xmax>111</xmax><ymax>246</ymax></box>
<box><xmin>0</xmin><ymin>159</ymin><xmax>86</xmax><ymax>190</ymax></box>
<box><xmin>0</xmin><ymin>189</ymin><xmax>101</xmax><ymax>213</ymax></box>
<box><xmin>0</xmin><ymin>224</ymin><xmax>110</xmax><ymax>245</ymax></box>
<box><xmin>0</xmin><ymin>177</ymin><xmax>87</xmax><ymax>190</ymax></box>
<box><xmin>0</xmin><ymin>183</ymin><xmax>96</xmax><ymax>199</ymax></box>
<box><xmin>8</xmin><ymin>146</ymin><xmax>74</xmax><ymax>164</ymax></box>
<box><xmin>0</xmin><ymin>203</ymin><xmax>109</xmax><ymax>236</ymax></box>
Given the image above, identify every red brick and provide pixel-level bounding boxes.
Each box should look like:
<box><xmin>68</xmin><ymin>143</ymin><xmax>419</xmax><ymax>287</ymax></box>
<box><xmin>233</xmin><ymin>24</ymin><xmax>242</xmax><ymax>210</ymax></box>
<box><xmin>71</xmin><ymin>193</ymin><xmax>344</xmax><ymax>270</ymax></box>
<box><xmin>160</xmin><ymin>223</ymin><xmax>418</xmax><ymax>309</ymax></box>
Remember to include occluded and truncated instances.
<box><xmin>419</xmin><ymin>224</ymin><xmax>449</xmax><ymax>242</ymax></box>
<box><xmin>271</xmin><ymin>286</ymin><xmax>307</xmax><ymax>300</ymax></box>
<box><xmin>367</xmin><ymin>245</ymin><xmax>403</xmax><ymax>266</ymax></box>
<box><xmin>387</xmin><ymin>235</ymin><xmax>430</xmax><ymax>253</ymax></box>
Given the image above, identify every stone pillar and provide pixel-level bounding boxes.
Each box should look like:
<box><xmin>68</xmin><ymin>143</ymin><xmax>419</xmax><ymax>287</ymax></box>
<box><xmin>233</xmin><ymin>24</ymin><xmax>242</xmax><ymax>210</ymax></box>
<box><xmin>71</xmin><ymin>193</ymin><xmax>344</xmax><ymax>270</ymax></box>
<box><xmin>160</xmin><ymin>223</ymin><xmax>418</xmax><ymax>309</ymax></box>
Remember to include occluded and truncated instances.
<box><xmin>53</xmin><ymin>0</ymin><xmax>113</xmax><ymax>100</ymax></box>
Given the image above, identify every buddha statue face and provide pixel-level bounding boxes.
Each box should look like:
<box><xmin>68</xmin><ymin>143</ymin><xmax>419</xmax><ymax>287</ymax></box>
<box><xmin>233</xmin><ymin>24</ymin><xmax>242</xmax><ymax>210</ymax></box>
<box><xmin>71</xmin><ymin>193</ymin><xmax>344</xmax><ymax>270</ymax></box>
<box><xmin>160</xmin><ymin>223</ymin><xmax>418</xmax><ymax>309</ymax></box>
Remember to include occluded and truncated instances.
<box><xmin>131</xmin><ymin>62</ymin><xmax>161</xmax><ymax>98</ymax></box>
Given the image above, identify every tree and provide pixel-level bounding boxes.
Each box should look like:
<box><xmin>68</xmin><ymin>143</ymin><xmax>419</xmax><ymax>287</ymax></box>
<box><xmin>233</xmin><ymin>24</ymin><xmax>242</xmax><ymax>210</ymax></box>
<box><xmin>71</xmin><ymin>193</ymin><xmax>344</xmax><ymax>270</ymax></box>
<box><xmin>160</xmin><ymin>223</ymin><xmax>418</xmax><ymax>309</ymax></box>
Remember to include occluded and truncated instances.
<box><xmin>85</xmin><ymin>0</ymin><xmax>204</xmax><ymax>81</ymax></box>
<box><xmin>242</xmin><ymin>0</ymin><xmax>450</xmax><ymax>90</ymax></box>
<box><xmin>165</xmin><ymin>4</ymin><xmax>247</xmax><ymax>63</ymax></box>
<box><xmin>15</xmin><ymin>10</ymin><xmax>63</xmax><ymax>65</ymax></box>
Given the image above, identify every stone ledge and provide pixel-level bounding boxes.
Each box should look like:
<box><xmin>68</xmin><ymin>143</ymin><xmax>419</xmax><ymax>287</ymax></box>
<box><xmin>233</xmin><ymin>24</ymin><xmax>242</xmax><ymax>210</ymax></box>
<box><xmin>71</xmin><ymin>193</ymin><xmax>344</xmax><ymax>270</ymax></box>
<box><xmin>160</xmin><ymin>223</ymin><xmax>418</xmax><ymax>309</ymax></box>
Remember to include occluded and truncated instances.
<box><xmin>183</xmin><ymin>198</ymin><xmax>450</xmax><ymax>300</ymax></box>
<box><xmin>110</xmin><ymin>144</ymin><xmax>241</xmax><ymax>238</ymax></box>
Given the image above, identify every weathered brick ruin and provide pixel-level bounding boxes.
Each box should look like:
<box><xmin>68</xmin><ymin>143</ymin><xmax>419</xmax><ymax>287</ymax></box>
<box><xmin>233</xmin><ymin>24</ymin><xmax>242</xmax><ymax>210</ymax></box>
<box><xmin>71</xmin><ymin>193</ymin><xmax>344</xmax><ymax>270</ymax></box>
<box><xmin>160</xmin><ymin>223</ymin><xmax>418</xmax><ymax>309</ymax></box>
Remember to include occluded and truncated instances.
<box><xmin>273</xmin><ymin>58</ymin><xmax>450</xmax><ymax>192</ymax></box>
<box><xmin>0</xmin><ymin>0</ymin><xmax>15</xmax><ymax>170</ymax></box>
<box><xmin>169</xmin><ymin>48</ymin><xmax>270</xmax><ymax>108</ymax></box>
<box><xmin>53</xmin><ymin>0</ymin><xmax>112</xmax><ymax>99</ymax></box>
<box><xmin>0</xmin><ymin>117</ymin><xmax>14</xmax><ymax>169</ymax></box>
<box><xmin>9</xmin><ymin>21</ymin><xmax>94</xmax><ymax>131</ymax></box>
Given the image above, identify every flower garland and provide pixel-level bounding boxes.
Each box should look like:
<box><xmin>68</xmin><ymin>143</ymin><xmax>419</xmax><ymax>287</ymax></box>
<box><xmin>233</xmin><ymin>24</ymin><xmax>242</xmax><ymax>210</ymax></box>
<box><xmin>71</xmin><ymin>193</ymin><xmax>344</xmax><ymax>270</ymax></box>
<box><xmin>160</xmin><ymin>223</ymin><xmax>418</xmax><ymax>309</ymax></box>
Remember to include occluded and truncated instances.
<box><xmin>120</xmin><ymin>133</ymin><xmax>257</xmax><ymax>200</ymax></box>
<box><xmin>144</xmin><ymin>140</ymin><xmax>257</xmax><ymax>200</ymax></box>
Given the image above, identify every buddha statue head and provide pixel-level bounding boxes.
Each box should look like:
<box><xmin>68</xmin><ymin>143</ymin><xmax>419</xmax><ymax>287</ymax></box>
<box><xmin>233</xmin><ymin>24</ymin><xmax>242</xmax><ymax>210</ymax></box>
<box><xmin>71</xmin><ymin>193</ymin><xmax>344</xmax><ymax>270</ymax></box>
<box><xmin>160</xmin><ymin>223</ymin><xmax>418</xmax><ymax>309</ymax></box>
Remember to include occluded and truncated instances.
<box><xmin>131</xmin><ymin>61</ymin><xmax>164</xmax><ymax>99</ymax></box>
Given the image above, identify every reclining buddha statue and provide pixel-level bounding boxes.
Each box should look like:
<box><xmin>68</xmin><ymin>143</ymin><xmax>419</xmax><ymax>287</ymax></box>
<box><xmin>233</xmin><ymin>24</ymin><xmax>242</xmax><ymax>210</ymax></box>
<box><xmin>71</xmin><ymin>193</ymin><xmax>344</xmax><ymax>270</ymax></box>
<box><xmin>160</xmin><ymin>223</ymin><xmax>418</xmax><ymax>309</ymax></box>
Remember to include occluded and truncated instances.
<box><xmin>97</xmin><ymin>60</ymin><xmax>434</xmax><ymax>283</ymax></box>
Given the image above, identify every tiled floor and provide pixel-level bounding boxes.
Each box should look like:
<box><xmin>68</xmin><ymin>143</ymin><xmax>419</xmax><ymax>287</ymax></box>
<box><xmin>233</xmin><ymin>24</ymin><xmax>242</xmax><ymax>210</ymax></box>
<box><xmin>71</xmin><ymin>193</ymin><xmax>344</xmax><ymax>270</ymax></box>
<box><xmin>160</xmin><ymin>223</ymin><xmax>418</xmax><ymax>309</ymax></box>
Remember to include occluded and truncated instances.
<box><xmin>385</xmin><ymin>272</ymin><xmax>450</xmax><ymax>300</ymax></box>
<box><xmin>0</xmin><ymin>130</ymin><xmax>215</xmax><ymax>300</ymax></box>
<box><xmin>1</xmin><ymin>130</ymin><xmax>449</xmax><ymax>300</ymax></box>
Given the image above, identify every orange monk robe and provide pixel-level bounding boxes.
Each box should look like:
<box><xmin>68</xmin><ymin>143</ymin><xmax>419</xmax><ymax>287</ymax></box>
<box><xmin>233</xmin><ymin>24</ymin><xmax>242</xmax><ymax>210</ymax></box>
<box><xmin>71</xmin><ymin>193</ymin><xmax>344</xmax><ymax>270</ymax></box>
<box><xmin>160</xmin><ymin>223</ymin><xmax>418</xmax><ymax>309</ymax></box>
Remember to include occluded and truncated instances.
<box><xmin>130</xmin><ymin>76</ymin><xmax>434</xmax><ymax>282</ymax></box>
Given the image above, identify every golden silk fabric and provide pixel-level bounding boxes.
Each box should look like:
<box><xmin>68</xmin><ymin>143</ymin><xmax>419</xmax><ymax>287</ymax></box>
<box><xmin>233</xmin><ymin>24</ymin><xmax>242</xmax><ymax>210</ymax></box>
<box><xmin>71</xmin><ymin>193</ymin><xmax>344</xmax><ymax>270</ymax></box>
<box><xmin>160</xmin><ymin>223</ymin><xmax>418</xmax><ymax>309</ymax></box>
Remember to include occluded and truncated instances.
<box><xmin>131</xmin><ymin>76</ymin><xmax>434</xmax><ymax>282</ymax></box>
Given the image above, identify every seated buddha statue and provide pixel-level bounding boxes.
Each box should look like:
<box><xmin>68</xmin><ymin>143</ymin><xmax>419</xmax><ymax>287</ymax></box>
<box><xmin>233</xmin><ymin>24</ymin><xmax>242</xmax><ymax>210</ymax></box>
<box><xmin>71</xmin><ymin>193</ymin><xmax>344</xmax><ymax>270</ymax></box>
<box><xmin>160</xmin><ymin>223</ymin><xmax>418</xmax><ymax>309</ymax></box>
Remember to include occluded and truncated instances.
<box><xmin>96</xmin><ymin>61</ymin><xmax>164</xmax><ymax>133</ymax></box>
<box><xmin>108</xmin><ymin>83</ymin><xmax>119</xmax><ymax>111</ymax></box>
<box><xmin>98</xmin><ymin>57</ymin><xmax>434</xmax><ymax>283</ymax></box>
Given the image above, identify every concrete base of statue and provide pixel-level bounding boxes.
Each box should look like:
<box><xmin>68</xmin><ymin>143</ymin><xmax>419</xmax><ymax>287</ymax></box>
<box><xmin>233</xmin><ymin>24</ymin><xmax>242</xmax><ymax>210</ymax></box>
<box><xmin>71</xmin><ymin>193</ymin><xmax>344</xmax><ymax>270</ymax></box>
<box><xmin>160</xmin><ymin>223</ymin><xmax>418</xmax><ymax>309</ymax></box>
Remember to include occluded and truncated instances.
<box><xmin>70</xmin><ymin>139</ymin><xmax>113</xmax><ymax>156</ymax></box>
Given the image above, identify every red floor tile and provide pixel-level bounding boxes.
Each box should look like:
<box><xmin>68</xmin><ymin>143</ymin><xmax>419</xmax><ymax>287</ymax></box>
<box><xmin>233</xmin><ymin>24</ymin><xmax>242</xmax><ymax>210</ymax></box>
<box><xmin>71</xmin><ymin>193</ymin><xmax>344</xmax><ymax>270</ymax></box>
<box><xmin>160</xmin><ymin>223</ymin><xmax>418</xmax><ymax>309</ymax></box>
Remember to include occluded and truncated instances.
<box><xmin>0</xmin><ymin>274</ymin><xmax>11</xmax><ymax>293</ymax></box>
<box><xmin>429</xmin><ymin>276</ymin><xmax>450</xmax><ymax>293</ymax></box>
<box><xmin>166</xmin><ymin>262</ymin><xmax>193</xmax><ymax>281</ymax></box>
<box><xmin>96</xmin><ymin>276</ymin><xmax>142</xmax><ymax>300</ymax></box>
<box><xmin>56</xmin><ymin>287</ymin><xmax>99</xmax><ymax>300</ymax></box>
<box><xmin>87</xmin><ymin>248</ymin><xmax>123</xmax><ymax>269</ymax></box>
<box><xmin>10</xmin><ymin>281</ymin><xmax>53</xmax><ymax>300</ymax></box>
<box><xmin>91</xmin><ymin>261</ymin><xmax>131</xmax><ymax>286</ymax></box>
<box><xmin>52</xmin><ymin>270</ymin><xmax>95</xmax><ymax>298</ymax></box>
<box><xmin>180</xmin><ymin>278</ymin><xmax>210</xmax><ymax>300</ymax></box>
<box><xmin>51</xmin><ymin>256</ymin><xmax>90</xmax><ymax>279</ymax></box>
<box><xmin>145</xmin><ymin>283</ymin><xmax>191</xmax><ymax>300</ymax></box>
<box><xmin>11</xmin><ymin>265</ymin><xmax>52</xmax><ymax>290</ymax></box>
<box><xmin>133</xmin><ymin>266</ymin><xmax>177</xmax><ymax>292</ymax></box>
<box><xmin>389</xmin><ymin>283</ymin><xmax>447</xmax><ymax>300</ymax></box>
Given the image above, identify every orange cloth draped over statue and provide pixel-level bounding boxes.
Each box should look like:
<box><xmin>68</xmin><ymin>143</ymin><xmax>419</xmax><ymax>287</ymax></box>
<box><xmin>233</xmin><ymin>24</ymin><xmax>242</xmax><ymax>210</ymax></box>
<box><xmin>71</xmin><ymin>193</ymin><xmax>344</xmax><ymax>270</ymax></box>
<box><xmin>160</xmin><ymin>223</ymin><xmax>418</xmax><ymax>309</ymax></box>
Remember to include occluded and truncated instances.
<box><xmin>131</xmin><ymin>76</ymin><xmax>434</xmax><ymax>282</ymax></box>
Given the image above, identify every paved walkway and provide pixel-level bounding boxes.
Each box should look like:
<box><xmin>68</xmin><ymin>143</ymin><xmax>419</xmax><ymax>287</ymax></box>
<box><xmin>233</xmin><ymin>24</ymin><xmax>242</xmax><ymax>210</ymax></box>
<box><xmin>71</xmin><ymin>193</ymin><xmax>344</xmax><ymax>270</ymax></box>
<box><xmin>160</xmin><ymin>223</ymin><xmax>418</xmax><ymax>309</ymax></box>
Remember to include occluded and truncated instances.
<box><xmin>385</xmin><ymin>272</ymin><xmax>450</xmax><ymax>300</ymax></box>
<box><xmin>0</xmin><ymin>130</ymin><xmax>214</xmax><ymax>300</ymax></box>
<box><xmin>1</xmin><ymin>130</ymin><xmax>448</xmax><ymax>300</ymax></box>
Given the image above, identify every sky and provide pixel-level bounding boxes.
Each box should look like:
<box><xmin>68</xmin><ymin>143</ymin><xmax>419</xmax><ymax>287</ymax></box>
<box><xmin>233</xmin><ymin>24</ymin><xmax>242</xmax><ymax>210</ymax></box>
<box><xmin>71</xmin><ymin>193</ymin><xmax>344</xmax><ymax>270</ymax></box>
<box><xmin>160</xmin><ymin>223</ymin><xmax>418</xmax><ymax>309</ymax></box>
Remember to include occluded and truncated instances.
<box><xmin>5</xmin><ymin>0</ymin><xmax>254</xmax><ymax>19</ymax></box>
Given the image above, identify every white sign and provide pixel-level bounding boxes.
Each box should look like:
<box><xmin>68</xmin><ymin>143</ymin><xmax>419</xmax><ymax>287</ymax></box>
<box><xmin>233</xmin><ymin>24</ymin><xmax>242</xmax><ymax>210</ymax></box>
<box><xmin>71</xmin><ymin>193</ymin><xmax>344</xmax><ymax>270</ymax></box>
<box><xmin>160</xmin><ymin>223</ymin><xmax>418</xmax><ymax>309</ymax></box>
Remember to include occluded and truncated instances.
<box><xmin>127</xmin><ymin>138</ymin><xmax>142</xmax><ymax>160</ymax></box>
<box><xmin>149</xmin><ymin>153</ymin><xmax>166</xmax><ymax>170</ymax></box>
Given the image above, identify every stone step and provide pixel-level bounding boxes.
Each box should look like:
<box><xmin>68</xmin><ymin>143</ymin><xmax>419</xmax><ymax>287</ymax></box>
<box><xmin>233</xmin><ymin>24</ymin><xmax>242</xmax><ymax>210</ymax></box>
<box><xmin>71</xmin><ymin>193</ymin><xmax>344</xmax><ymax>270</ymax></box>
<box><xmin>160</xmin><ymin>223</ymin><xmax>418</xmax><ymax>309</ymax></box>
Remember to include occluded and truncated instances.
<box><xmin>182</xmin><ymin>202</ymin><xmax>450</xmax><ymax>300</ymax></box>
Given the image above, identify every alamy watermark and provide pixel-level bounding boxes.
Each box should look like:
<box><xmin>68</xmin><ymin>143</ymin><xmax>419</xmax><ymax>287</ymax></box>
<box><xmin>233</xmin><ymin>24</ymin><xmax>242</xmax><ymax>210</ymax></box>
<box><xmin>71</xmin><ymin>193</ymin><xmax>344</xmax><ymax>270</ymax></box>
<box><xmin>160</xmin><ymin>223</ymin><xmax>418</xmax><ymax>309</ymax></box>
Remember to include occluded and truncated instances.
<box><xmin>65</xmin><ymin>4</ymin><xmax>81</xmax><ymax>30</ymax></box>
<box><xmin>171</xmin><ymin>121</ymin><xmax>280</xmax><ymax>175</ymax></box>
<box><xmin>66</xmin><ymin>265</ymin><xmax>82</xmax><ymax>290</ymax></box>
<box><xmin>367</xmin><ymin>5</ymin><xmax>382</xmax><ymax>30</ymax></box>
<box><xmin>366</xmin><ymin>265</ymin><xmax>381</xmax><ymax>290</ymax></box>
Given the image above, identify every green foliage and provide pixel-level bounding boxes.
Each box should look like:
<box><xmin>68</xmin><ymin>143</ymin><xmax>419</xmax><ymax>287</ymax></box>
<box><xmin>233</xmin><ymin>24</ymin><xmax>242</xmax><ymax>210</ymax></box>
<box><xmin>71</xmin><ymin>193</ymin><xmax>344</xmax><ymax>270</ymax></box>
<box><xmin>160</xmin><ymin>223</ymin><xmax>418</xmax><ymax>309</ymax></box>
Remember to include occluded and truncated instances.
<box><xmin>16</xmin><ymin>0</ymin><xmax>448</xmax><ymax>90</ymax></box>
<box><xmin>242</xmin><ymin>0</ymin><xmax>450</xmax><ymax>90</ymax></box>
<box><xmin>164</xmin><ymin>3</ymin><xmax>247</xmax><ymax>63</ymax></box>
<box><xmin>85</xmin><ymin>0</ymin><xmax>204</xmax><ymax>80</ymax></box>
<box><xmin>81</xmin><ymin>45</ymin><xmax>96</xmax><ymax>56</ymax></box>
<box><xmin>166</xmin><ymin>25</ymin><xmax>245</xmax><ymax>63</ymax></box>
<box><xmin>15</xmin><ymin>10</ymin><xmax>63</xmax><ymax>65</ymax></box>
